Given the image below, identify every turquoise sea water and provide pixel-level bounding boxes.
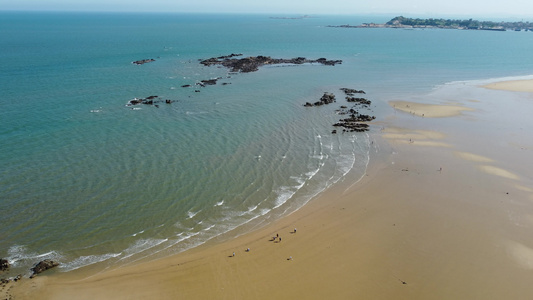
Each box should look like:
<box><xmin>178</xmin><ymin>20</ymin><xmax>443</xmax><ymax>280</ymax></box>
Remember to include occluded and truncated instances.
<box><xmin>1</xmin><ymin>12</ymin><xmax>533</xmax><ymax>277</ymax></box>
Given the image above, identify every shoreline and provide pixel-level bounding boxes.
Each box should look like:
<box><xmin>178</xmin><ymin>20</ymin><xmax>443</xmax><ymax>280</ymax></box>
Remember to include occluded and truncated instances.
<box><xmin>9</xmin><ymin>77</ymin><xmax>533</xmax><ymax>299</ymax></box>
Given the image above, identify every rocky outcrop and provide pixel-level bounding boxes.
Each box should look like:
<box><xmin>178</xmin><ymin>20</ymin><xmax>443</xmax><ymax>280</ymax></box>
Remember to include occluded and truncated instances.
<box><xmin>333</xmin><ymin>122</ymin><xmax>370</xmax><ymax>132</ymax></box>
<box><xmin>340</xmin><ymin>88</ymin><xmax>365</xmax><ymax>95</ymax></box>
<box><xmin>194</xmin><ymin>77</ymin><xmax>232</xmax><ymax>88</ymax></box>
<box><xmin>333</xmin><ymin>111</ymin><xmax>375</xmax><ymax>132</ymax></box>
<box><xmin>304</xmin><ymin>92</ymin><xmax>336</xmax><ymax>107</ymax></box>
<box><xmin>30</xmin><ymin>260</ymin><xmax>59</xmax><ymax>278</ymax></box>
<box><xmin>302</xmin><ymin>87</ymin><xmax>376</xmax><ymax>133</ymax></box>
<box><xmin>199</xmin><ymin>78</ymin><xmax>219</xmax><ymax>86</ymax></box>
<box><xmin>132</xmin><ymin>58</ymin><xmax>155</xmax><ymax>65</ymax></box>
<box><xmin>0</xmin><ymin>259</ymin><xmax>8</xmax><ymax>272</ymax></box>
<box><xmin>200</xmin><ymin>54</ymin><xmax>342</xmax><ymax>73</ymax></box>
<box><xmin>126</xmin><ymin>96</ymin><xmax>176</xmax><ymax>107</ymax></box>
<box><xmin>346</xmin><ymin>97</ymin><xmax>371</xmax><ymax>106</ymax></box>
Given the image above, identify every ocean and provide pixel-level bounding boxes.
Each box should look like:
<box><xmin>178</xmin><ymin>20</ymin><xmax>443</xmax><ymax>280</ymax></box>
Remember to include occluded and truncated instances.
<box><xmin>1</xmin><ymin>12</ymin><xmax>533</xmax><ymax>277</ymax></box>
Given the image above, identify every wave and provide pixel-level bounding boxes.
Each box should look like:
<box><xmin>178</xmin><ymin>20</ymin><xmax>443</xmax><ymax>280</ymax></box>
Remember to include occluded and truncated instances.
<box><xmin>6</xmin><ymin>245</ymin><xmax>63</xmax><ymax>268</ymax></box>
<box><xmin>60</xmin><ymin>252</ymin><xmax>122</xmax><ymax>272</ymax></box>
<box><xmin>247</xmin><ymin>204</ymin><xmax>259</xmax><ymax>212</ymax></box>
<box><xmin>187</xmin><ymin>210</ymin><xmax>200</xmax><ymax>219</ymax></box>
<box><xmin>132</xmin><ymin>230</ymin><xmax>145</xmax><ymax>237</ymax></box>
<box><xmin>119</xmin><ymin>238</ymin><xmax>169</xmax><ymax>261</ymax></box>
<box><xmin>203</xmin><ymin>224</ymin><xmax>216</xmax><ymax>231</ymax></box>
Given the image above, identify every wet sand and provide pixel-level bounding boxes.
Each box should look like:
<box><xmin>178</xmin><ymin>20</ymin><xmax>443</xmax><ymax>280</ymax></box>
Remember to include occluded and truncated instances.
<box><xmin>10</xmin><ymin>79</ymin><xmax>533</xmax><ymax>299</ymax></box>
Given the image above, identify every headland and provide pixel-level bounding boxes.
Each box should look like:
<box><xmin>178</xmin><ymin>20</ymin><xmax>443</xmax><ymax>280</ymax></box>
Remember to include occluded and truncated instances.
<box><xmin>329</xmin><ymin>16</ymin><xmax>533</xmax><ymax>31</ymax></box>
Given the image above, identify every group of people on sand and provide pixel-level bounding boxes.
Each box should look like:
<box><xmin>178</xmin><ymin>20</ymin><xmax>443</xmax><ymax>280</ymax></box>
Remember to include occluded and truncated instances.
<box><xmin>272</xmin><ymin>228</ymin><xmax>297</xmax><ymax>243</ymax></box>
<box><xmin>231</xmin><ymin>228</ymin><xmax>297</xmax><ymax>257</ymax></box>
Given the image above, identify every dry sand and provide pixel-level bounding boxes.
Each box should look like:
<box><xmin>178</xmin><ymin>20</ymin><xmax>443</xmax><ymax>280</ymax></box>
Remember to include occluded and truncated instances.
<box><xmin>9</xmin><ymin>80</ymin><xmax>533</xmax><ymax>299</ymax></box>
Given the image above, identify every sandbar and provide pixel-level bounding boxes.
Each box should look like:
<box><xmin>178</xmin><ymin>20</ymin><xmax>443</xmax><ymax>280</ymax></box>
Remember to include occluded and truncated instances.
<box><xmin>390</xmin><ymin>100</ymin><xmax>474</xmax><ymax>118</ymax></box>
<box><xmin>483</xmin><ymin>79</ymin><xmax>533</xmax><ymax>93</ymax></box>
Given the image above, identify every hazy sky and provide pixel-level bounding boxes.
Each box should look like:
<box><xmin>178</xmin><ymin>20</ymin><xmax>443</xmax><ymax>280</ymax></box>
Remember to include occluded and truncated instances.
<box><xmin>2</xmin><ymin>0</ymin><xmax>533</xmax><ymax>18</ymax></box>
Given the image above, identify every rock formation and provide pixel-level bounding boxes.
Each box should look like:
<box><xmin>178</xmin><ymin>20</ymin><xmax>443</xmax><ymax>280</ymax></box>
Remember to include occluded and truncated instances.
<box><xmin>304</xmin><ymin>92</ymin><xmax>336</xmax><ymax>107</ymax></box>
<box><xmin>340</xmin><ymin>88</ymin><xmax>366</xmax><ymax>95</ymax></box>
<box><xmin>30</xmin><ymin>259</ymin><xmax>59</xmax><ymax>278</ymax></box>
<box><xmin>126</xmin><ymin>96</ymin><xmax>176</xmax><ymax>107</ymax></box>
<box><xmin>346</xmin><ymin>97</ymin><xmax>371</xmax><ymax>106</ymax></box>
<box><xmin>0</xmin><ymin>259</ymin><xmax>8</xmax><ymax>272</ymax></box>
<box><xmin>132</xmin><ymin>58</ymin><xmax>156</xmax><ymax>65</ymax></box>
<box><xmin>200</xmin><ymin>54</ymin><xmax>342</xmax><ymax>73</ymax></box>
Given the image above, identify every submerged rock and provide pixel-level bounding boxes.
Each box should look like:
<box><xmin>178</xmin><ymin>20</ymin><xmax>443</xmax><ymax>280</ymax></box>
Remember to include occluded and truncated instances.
<box><xmin>132</xmin><ymin>58</ymin><xmax>155</xmax><ymax>65</ymax></box>
<box><xmin>126</xmin><ymin>96</ymin><xmax>177</xmax><ymax>107</ymax></box>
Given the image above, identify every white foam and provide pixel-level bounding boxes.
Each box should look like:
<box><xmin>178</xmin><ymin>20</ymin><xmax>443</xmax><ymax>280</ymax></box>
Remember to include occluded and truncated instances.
<box><xmin>187</xmin><ymin>210</ymin><xmax>200</xmax><ymax>219</ymax></box>
<box><xmin>119</xmin><ymin>238</ymin><xmax>169</xmax><ymax>260</ymax></box>
<box><xmin>60</xmin><ymin>252</ymin><xmax>122</xmax><ymax>272</ymax></box>
<box><xmin>305</xmin><ymin>168</ymin><xmax>320</xmax><ymax>178</ymax></box>
<box><xmin>273</xmin><ymin>187</ymin><xmax>297</xmax><ymax>209</ymax></box>
<box><xmin>203</xmin><ymin>224</ymin><xmax>216</xmax><ymax>231</ymax></box>
<box><xmin>7</xmin><ymin>245</ymin><xmax>63</xmax><ymax>267</ymax></box>
<box><xmin>131</xmin><ymin>230</ymin><xmax>145</xmax><ymax>237</ymax></box>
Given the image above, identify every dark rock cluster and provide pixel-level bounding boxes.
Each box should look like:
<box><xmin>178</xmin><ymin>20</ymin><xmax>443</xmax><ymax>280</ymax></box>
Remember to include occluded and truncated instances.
<box><xmin>340</xmin><ymin>88</ymin><xmax>366</xmax><ymax>95</ymax></box>
<box><xmin>182</xmin><ymin>77</ymin><xmax>232</xmax><ymax>90</ymax></box>
<box><xmin>132</xmin><ymin>58</ymin><xmax>156</xmax><ymax>65</ymax></box>
<box><xmin>0</xmin><ymin>259</ymin><xmax>8</xmax><ymax>272</ymax></box>
<box><xmin>304</xmin><ymin>87</ymin><xmax>376</xmax><ymax>133</ymax></box>
<box><xmin>196</xmin><ymin>78</ymin><xmax>222</xmax><ymax>87</ymax></box>
<box><xmin>126</xmin><ymin>96</ymin><xmax>176</xmax><ymax>107</ymax></box>
<box><xmin>333</xmin><ymin>88</ymin><xmax>375</xmax><ymax>132</ymax></box>
<box><xmin>304</xmin><ymin>93</ymin><xmax>336</xmax><ymax>107</ymax></box>
<box><xmin>0</xmin><ymin>258</ymin><xmax>59</xmax><ymax>288</ymax></box>
<box><xmin>346</xmin><ymin>97</ymin><xmax>371</xmax><ymax>106</ymax></box>
<box><xmin>200</xmin><ymin>54</ymin><xmax>342</xmax><ymax>73</ymax></box>
<box><xmin>30</xmin><ymin>260</ymin><xmax>59</xmax><ymax>279</ymax></box>
<box><xmin>333</xmin><ymin>112</ymin><xmax>375</xmax><ymax>132</ymax></box>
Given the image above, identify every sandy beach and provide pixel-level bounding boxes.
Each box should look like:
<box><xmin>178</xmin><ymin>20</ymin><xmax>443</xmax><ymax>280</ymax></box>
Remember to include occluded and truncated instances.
<box><xmin>7</xmin><ymin>78</ymin><xmax>533</xmax><ymax>299</ymax></box>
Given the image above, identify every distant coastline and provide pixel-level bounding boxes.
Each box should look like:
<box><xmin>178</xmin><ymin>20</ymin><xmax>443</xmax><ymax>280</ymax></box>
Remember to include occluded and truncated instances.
<box><xmin>329</xmin><ymin>16</ymin><xmax>533</xmax><ymax>31</ymax></box>
<box><xmin>269</xmin><ymin>15</ymin><xmax>312</xmax><ymax>20</ymax></box>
